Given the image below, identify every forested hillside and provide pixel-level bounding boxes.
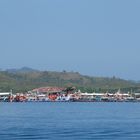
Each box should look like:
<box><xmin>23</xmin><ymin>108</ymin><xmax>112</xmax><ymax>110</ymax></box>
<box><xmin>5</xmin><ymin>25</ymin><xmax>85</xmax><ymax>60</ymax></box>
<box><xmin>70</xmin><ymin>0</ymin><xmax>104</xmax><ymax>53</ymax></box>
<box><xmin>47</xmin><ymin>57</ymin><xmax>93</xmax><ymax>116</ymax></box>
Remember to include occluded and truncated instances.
<box><xmin>0</xmin><ymin>68</ymin><xmax>139</xmax><ymax>93</ymax></box>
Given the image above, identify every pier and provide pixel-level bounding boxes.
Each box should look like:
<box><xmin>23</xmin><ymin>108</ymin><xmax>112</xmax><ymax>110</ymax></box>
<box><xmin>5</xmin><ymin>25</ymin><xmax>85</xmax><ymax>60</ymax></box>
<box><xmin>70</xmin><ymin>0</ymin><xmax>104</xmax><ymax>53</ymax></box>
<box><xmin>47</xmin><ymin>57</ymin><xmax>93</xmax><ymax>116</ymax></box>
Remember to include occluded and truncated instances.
<box><xmin>0</xmin><ymin>87</ymin><xmax>140</xmax><ymax>102</ymax></box>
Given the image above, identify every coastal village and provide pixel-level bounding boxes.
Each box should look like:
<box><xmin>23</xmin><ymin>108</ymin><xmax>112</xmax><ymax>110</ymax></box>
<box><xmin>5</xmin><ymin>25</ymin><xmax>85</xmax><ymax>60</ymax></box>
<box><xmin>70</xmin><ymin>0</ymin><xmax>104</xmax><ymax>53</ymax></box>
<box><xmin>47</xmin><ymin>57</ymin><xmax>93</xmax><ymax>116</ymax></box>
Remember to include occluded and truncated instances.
<box><xmin>0</xmin><ymin>86</ymin><xmax>140</xmax><ymax>102</ymax></box>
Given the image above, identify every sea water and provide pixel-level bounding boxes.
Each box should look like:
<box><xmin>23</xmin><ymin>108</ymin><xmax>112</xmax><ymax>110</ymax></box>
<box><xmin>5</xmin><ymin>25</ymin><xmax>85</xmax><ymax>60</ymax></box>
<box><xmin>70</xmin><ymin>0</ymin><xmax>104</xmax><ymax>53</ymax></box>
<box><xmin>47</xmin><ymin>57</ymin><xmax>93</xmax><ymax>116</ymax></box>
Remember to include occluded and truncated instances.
<box><xmin>0</xmin><ymin>102</ymin><xmax>140</xmax><ymax>140</ymax></box>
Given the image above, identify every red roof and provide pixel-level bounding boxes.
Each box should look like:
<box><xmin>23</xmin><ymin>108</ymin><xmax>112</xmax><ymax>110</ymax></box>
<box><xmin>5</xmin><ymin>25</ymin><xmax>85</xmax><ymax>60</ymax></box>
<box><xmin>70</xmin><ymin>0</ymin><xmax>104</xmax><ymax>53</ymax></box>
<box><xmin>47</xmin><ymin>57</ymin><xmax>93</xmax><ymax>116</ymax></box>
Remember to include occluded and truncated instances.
<box><xmin>32</xmin><ymin>87</ymin><xmax>65</xmax><ymax>93</ymax></box>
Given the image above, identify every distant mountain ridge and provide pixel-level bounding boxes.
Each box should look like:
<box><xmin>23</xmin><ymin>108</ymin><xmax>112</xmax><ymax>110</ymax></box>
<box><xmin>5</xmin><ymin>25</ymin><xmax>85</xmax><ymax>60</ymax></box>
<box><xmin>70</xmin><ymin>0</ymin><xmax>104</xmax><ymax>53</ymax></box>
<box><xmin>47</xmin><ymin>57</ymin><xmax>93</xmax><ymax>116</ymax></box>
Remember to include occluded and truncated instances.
<box><xmin>6</xmin><ymin>67</ymin><xmax>39</xmax><ymax>73</ymax></box>
<box><xmin>0</xmin><ymin>67</ymin><xmax>140</xmax><ymax>93</ymax></box>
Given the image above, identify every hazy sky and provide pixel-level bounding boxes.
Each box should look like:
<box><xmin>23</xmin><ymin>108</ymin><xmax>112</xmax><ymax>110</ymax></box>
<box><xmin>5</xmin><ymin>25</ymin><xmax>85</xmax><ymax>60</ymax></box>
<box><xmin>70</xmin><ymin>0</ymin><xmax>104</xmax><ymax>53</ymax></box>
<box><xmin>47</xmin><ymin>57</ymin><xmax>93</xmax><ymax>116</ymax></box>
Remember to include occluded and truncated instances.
<box><xmin>0</xmin><ymin>0</ymin><xmax>140</xmax><ymax>80</ymax></box>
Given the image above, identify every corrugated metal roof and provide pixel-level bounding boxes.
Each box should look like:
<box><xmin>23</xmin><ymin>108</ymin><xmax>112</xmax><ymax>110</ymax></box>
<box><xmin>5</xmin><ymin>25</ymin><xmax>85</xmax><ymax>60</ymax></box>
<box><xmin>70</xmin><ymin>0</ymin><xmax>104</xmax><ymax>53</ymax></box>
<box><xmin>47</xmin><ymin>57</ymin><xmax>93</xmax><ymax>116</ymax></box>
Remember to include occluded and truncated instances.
<box><xmin>0</xmin><ymin>92</ymin><xmax>10</xmax><ymax>96</ymax></box>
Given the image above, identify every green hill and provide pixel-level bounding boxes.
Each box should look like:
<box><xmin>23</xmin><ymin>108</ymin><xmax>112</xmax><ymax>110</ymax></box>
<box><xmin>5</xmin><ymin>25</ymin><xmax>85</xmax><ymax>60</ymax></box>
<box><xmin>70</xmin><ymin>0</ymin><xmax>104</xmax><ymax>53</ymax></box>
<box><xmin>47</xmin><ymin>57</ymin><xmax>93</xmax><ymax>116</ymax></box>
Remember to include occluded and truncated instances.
<box><xmin>0</xmin><ymin>68</ymin><xmax>139</xmax><ymax>93</ymax></box>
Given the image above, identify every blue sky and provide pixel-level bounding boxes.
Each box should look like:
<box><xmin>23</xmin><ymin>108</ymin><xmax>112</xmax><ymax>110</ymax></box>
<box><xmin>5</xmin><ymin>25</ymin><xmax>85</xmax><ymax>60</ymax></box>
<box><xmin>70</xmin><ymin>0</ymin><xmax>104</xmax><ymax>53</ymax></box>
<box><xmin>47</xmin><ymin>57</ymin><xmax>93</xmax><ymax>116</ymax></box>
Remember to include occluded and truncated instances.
<box><xmin>0</xmin><ymin>0</ymin><xmax>140</xmax><ymax>80</ymax></box>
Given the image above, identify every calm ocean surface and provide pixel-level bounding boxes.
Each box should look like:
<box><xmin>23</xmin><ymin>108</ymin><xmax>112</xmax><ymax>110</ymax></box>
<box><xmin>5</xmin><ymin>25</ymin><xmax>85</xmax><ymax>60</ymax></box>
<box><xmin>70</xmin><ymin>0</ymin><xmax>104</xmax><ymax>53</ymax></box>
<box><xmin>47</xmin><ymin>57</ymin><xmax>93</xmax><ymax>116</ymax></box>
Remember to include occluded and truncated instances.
<box><xmin>0</xmin><ymin>102</ymin><xmax>140</xmax><ymax>140</ymax></box>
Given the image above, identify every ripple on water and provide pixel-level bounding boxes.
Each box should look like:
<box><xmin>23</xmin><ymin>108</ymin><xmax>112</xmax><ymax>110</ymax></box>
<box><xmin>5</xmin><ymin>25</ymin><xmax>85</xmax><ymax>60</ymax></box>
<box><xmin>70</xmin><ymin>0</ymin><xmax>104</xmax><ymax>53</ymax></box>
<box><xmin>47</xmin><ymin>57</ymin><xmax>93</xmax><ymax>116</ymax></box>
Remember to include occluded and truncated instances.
<box><xmin>0</xmin><ymin>102</ymin><xmax>140</xmax><ymax>140</ymax></box>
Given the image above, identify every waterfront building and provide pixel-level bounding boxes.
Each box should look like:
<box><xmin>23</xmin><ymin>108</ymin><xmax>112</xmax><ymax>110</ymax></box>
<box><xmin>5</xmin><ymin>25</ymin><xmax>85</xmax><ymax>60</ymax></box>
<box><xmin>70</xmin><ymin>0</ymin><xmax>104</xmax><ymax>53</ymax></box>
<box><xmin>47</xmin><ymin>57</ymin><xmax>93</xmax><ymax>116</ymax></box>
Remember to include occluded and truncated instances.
<box><xmin>0</xmin><ymin>92</ymin><xmax>12</xmax><ymax>102</ymax></box>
